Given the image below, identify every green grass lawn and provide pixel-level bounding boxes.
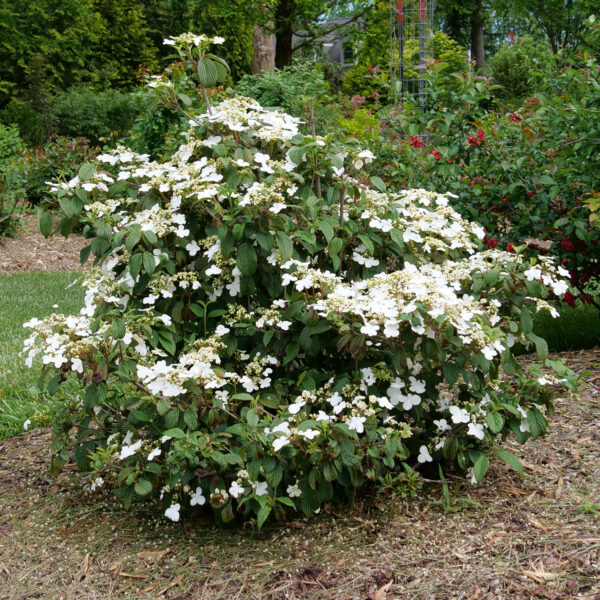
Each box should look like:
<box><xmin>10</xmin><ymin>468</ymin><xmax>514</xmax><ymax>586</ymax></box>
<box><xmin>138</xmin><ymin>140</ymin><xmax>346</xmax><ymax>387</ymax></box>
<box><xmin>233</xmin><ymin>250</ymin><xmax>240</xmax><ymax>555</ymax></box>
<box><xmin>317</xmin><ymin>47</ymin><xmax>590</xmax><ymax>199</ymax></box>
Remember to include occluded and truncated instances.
<box><xmin>0</xmin><ymin>271</ymin><xmax>83</xmax><ymax>439</ymax></box>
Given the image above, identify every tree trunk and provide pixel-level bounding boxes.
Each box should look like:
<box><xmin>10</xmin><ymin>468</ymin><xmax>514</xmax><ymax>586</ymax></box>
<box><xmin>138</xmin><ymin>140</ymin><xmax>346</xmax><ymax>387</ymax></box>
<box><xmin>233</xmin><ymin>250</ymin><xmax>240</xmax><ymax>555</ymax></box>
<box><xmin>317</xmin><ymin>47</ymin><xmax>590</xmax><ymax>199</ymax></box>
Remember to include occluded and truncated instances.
<box><xmin>470</xmin><ymin>0</ymin><xmax>485</xmax><ymax>74</ymax></box>
<box><xmin>275</xmin><ymin>0</ymin><xmax>295</xmax><ymax>69</ymax></box>
<box><xmin>252</xmin><ymin>23</ymin><xmax>275</xmax><ymax>73</ymax></box>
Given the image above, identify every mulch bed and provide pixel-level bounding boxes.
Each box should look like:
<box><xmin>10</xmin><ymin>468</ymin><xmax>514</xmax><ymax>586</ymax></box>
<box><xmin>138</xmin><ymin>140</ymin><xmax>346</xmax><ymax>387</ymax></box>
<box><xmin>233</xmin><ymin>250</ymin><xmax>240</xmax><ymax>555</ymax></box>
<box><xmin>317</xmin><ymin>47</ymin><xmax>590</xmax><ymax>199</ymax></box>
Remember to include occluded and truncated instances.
<box><xmin>0</xmin><ymin>214</ymin><xmax>89</xmax><ymax>275</ymax></box>
<box><xmin>0</xmin><ymin>350</ymin><xmax>598</xmax><ymax>600</ymax></box>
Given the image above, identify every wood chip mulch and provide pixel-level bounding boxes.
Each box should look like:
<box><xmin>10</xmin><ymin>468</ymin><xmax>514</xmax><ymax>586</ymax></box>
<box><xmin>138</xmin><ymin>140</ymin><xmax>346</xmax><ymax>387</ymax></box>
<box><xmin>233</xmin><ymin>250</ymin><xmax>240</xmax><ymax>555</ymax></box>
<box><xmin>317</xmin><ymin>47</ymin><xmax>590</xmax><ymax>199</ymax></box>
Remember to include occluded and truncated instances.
<box><xmin>0</xmin><ymin>214</ymin><xmax>89</xmax><ymax>275</ymax></box>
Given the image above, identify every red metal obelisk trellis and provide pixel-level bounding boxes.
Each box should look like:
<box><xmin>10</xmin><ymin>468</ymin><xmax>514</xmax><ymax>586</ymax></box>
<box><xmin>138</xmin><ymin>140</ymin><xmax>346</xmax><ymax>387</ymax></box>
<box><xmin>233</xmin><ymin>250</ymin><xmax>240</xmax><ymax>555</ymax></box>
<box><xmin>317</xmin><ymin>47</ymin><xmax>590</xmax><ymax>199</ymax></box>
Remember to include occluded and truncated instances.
<box><xmin>389</xmin><ymin>0</ymin><xmax>434</xmax><ymax>102</ymax></box>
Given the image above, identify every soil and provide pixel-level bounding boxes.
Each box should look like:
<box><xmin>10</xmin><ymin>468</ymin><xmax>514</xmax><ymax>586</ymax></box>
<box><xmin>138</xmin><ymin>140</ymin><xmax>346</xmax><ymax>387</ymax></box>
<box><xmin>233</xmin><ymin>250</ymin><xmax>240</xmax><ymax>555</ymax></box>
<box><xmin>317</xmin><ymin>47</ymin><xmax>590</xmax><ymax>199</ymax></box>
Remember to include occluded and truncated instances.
<box><xmin>0</xmin><ymin>350</ymin><xmax>599</xmax><ymax>600</ymax></box>
<box><xmin>0</xmin><ymin>213</ymin><xmax>89</xmax><ymax>275</ymax></box>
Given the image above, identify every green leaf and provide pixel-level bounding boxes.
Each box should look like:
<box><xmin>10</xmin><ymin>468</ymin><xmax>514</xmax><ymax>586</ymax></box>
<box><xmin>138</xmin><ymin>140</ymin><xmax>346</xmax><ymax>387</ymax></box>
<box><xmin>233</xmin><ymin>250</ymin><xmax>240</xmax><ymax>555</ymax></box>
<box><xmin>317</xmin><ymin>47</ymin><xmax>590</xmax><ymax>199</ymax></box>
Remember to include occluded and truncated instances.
<box><xmin>370</xmin><ymin>176</ymin><xmax>386</xmax><ymax>192</ymax></box>
<box><xmin>134</xmin><ymin>479</ymin><xmax>153</xmax><ymax>496</ymax></box>
<box><xmin>256</xmin><ymin>505</ymin><xmax>271</xmax><ymax>530</ymax></box>
<box><xmin>520</xmin><ymin>308</ymin><xmax>533</xmax><ymax>334</ymax></box>
<box><xmin>183</xmin><ymin>409</ymin><xmax>198</xmax><ymax>430</ymax></box>
<box><xmin>246</xmin><ymin>408</ymin><xmax>259</xmax><ymax>427</ymax></box>
<box><xmin>78</xmin><ymin>163</ymin><xmax>96</xmax><ymax>182</ymax></box>
<box><xmin>287</xmin><ymin>147</ymin><xmax>304</xmax><ymax>164</ymax></box>
<box><xmin>129</xmin><ymin>252</ymin><xmax>143</xmax><ymax>279</ymax></box>
<box><xmin>111</xmin><ymin>319</ymin><xmax>126</xmax><ymax>340</ymax></box>
<box><xmin>157</xmin><ymin>398</ymin><xmax>170</xmax><ymax>416</ymax></box>
<box><xmin>277</xmin><ymin>496</ymin><xmax>296</xmax><ymax>509</ymax></box>
<box><xmin>442</xmin><ymin>363</ymin><xmax>460</xmax><ymax>386</ymax></box>
<box><xmin>236</xmin><ymin>243</ymin><xmax>257</xmax><ymax>275</ymax></box>
<box><xmin>329</xmin><ymin>237</ymin><xmax>343</xmax><ymax>256</ymax></box>
<box><xmin>80</xmin><ymin>244</ymin><xmax>91</xmax><ymax>265</ymax></box>
<box><xmin>495</xmin><ymin>449</ymin><xmax>524</xmax><ymax>476</ymax></box>
<box><xmin>197</xmin><ymin>58</ymin><xmax>218</xmax><ymax>87</ymax></box>
<box><xmin>143</xmin><ymin>251</ymin><xmax>155</xmax><ymax>275</ymax></box>
<box><xmin>276</xmin><ymin>231</ymin><xmax>294</xmax><ymax>262</ymax></box>
<box><xmin>38</xmin><ymin>209</ymin><xmax>53</xmax><ymax>238</ymax></box>
<box><xmin>390</xmin><ymin>229</ymin><xmax>404</xmax><ymax>247</ymax></box>
<box><xmin>58</xmin><ymin>197</ymin><xmax>77</xmax><ymax>218</ymax></box>
<box><xmin>163</xmin><ymin>428</ymin><xmax>186</xmax><ymax>439</ymax></box>
<box><xmin>126</xmin><ymin>228</ymin><xmax>142</xmax><ymax>251</ymax></box>
<box><xmin>318</xmin><ymin>221</ymin><xmax>334</xmax><ymax>243</ymax></box>
<box><xmin>486</xmin><ymin>412</ymin><xmax>504</xmax><ymax>434</ymax></box>
<box><xmin>526</xmin><ymin>332</ymin><xmax>548</xmax><ymax>360</ymax></box>
<box><xmin>283</xmin><ymin>342</ymin><xmax>299</xmax><ymax>365</ymax></box>
<box><xmin>527</xmin><ymin>406</ymin><xmax>547</xmax><ymax>438</ymax></box>
<box><xmin>256</xmin><ymin>231</ymin><xmax>273</xmax><ymax>252</ymax></box>
<box><xmin>473</xmin><ymin>454</ymin><xmax>489</xmax><ymax>484</ymax></box>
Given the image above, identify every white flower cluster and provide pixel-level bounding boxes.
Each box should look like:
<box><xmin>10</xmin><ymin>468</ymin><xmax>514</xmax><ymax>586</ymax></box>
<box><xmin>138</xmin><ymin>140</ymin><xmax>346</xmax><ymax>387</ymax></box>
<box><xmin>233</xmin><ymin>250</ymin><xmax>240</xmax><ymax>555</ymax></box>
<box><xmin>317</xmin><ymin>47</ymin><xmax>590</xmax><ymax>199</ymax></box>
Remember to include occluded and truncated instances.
<box><xmin>196</xmin><ymin>96</ymin><xmax>301</xmax><ymax>141</ymax></box>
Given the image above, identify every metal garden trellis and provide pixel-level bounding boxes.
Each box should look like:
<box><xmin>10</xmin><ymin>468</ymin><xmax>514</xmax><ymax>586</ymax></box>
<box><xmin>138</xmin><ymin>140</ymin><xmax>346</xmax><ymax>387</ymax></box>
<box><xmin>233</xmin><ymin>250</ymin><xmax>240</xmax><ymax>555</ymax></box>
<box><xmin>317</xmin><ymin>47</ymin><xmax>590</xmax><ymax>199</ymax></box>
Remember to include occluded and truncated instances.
<box><xmin>389</xmin><ymin>0</ymin><xmax>434</xmax><ymax>103</ymax></box>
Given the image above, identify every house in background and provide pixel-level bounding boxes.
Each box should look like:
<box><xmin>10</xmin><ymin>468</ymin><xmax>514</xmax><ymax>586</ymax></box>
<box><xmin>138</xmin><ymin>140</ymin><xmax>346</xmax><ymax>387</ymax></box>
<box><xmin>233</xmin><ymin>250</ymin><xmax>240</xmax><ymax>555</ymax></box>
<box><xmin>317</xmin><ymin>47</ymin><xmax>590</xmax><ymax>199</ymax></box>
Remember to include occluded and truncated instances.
<box><xmin>293</xmin><ymin>17</ymin><xmax>361</xmax><ymax>70</ymax></box>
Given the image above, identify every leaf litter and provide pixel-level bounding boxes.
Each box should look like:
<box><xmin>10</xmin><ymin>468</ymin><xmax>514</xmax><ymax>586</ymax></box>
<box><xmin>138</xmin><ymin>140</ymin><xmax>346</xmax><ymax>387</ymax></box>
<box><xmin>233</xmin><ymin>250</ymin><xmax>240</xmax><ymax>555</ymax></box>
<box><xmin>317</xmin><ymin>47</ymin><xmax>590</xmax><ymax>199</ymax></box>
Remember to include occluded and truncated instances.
<box><xmin>0</xmin><ymin>349</ymin><xmax>598</xmax><ymax>600</ymax></box>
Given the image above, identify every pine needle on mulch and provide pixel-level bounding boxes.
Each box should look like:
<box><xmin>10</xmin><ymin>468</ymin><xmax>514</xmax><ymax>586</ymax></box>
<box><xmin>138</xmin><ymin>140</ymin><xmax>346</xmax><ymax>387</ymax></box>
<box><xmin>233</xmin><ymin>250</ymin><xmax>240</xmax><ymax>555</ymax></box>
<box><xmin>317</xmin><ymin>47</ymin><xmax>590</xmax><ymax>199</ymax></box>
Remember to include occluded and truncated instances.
<box><xmin>0</xmin><ymin>350</ymin><xmax>599</xmax><ymax>600</ymax></box>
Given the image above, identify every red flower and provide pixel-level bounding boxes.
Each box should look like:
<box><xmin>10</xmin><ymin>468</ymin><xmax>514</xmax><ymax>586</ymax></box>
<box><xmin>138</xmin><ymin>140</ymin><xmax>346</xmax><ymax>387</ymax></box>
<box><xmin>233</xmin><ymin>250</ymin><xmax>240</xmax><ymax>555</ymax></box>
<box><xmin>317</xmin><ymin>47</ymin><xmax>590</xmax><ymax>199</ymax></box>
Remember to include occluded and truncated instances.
<box><xmin>410</xmin><ymin>135</ymin><xmax>424</xmax><ymax>148</ymax></box>
<box><xmin>477</xmin><ymin>129</ymin><xmax>486</xmax><ymax>141</ymax></box>
<box><xmin>501</xmin><ymin>197</ymin><xmax>508</xmax><ymax>203</ymax></box>
<box><xmin>467</xmin><ymin>135</ymin><xmax>482</xmax><ymax>146</ymax></box>
<box><xmin>429</xmin><ymin>149</ymin><xmax>441</xmax><ymax>161</ymax></box>
<box><xmin>523</xmin><ymin>128</ymin><xmax>531</xmax><ymax>133</ymax></box>
<box><xmin>563</xmin><ymin>291</ymin><xmax>575</xmax><ymax>306</ymax></box>
<box><xmin>506</xmin><ymin>242</ymin><xmax>515</xmax><ymax>253</ymax></box>
<box><xmin>560</xmin><ymin>237</ymin><xmax>575</xmax><ymax>252</ymax></box>
<box><xmin>508</xmin><ymin>113</ymin><xmax>522</xmax><ymax>123</ymax></box>
<box><xmin>485</xmin><ymin>237</ymin><xmax>498</xmax><ymax>249</ymax></box>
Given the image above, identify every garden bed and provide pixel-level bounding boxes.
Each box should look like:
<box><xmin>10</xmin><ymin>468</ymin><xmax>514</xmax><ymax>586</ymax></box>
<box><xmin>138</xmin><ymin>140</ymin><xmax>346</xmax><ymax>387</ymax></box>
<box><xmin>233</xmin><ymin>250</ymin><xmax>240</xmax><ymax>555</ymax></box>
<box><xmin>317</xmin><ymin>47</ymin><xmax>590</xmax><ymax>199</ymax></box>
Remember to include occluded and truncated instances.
<box><xmin>0</xmin><ymin>350</ymin><xmax>598</xmax><ymax>600</ymax></box>
<box><xmin>0</xmin><ymin>214</ymin><xmax>88</xmax><ymax>275</ymax></box>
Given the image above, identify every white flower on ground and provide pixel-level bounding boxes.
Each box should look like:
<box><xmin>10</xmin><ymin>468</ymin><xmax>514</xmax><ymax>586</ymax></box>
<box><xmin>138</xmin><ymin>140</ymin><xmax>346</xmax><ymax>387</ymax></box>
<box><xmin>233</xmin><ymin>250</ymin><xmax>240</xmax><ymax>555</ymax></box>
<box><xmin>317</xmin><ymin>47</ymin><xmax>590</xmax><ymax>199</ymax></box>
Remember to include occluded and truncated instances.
<box><xmin>165</xmin><ymin>503</ymin><xmax>181</xmax><ymax>521</ymax></box>
<box><xmin>23</xmin><ymin>419</ymin><xmax>31</xmax><ymax>431</ymax></box>
<box><xmin>190</xmin><ymin>487</ymin><xmax>206</xmax><ymax>506</ymax></box>
<box><xmin>229</xmin><ymin>481</ymin><xmax>245</xmax><ymax>499</ymax></box>
<box><xmin>417</xmin><ymin>445</ymin><xmax>433</xmax><ymax>463</ymax></box>
<box><xmin>90</xmin><ymin>476</ymin><xmax>104</xmax><ymax>492</ymax></box>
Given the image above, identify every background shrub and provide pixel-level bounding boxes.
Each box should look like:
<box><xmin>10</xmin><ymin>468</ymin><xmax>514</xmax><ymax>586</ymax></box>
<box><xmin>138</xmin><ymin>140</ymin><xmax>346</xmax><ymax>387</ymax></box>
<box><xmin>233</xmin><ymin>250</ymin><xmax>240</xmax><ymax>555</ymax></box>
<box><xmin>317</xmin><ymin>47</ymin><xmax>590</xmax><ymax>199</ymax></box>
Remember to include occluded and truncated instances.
<box><xmin>234</xmin><ymin>60</ymin><xmax>330</xmax><ymax>117</ymax></box>
<box><xmin>0</xmin><ymin>123</ymin><xmax>26</xmax><ymax>236</ymax></box>
<box><xmin>51</xmin><ymin>87</ymin><xmax>144</xmax><ymax>145</ymax></box>
<box><xmin>489</xmin><ymin>36</ymin><xmax>554</xmax><ymax>103</ymax></box>
<box><xmin>24</xmin><ymin>137</ymin><xmax>99</xmax><ymax>205</ymax></box>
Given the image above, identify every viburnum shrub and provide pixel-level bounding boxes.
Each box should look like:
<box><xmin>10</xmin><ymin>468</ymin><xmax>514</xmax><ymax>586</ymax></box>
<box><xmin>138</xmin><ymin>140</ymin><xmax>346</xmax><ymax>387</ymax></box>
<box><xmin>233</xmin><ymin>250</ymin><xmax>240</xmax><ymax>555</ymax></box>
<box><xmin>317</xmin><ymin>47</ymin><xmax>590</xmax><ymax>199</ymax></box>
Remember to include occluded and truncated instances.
<box><xmin>25</xmin><ymin>34</ymin><xmax>577</xmax><ymax>528</ymax></box>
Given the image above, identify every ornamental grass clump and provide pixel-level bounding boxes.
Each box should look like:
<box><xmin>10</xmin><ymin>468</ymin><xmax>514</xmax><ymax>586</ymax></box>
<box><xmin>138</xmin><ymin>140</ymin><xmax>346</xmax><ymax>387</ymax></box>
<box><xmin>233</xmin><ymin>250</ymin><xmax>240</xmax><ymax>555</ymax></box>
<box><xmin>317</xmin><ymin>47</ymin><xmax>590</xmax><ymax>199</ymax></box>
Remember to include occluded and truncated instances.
<box><xmin>24</xmin><ymin>34</ymin><xmax>577</xmax><ymax>528</ymax></box>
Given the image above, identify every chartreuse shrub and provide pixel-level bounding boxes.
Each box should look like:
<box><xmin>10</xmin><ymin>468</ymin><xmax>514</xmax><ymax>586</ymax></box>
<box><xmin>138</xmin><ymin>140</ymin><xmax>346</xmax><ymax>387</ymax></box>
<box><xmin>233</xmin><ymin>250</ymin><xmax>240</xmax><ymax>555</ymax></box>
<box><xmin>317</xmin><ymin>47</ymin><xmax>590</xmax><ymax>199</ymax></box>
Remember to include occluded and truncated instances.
<box><xmin>25</xmin><ymin>34</ymin><xmax>578</xmax><ymax>528</ymax></box>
